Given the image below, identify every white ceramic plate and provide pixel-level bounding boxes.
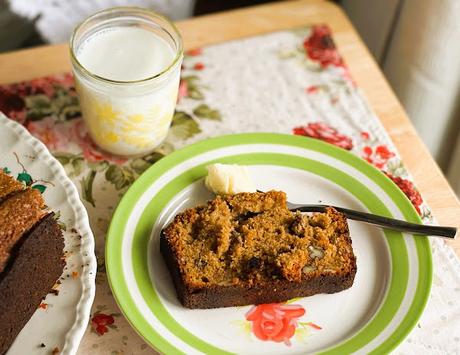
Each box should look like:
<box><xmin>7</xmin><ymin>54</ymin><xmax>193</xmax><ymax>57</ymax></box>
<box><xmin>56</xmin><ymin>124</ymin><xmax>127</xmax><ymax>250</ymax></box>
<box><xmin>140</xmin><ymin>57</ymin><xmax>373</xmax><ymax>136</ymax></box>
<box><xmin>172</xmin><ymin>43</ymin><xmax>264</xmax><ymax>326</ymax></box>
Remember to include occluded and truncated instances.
<box><xmin>107</xmin><ymin>133</ymin><xmax>432</xmax><ymax>354</ymax></box>
<box><xmin>0</xmin><ymin>113</ymin><xmax>97</xmax><ymax>355</ymax></box>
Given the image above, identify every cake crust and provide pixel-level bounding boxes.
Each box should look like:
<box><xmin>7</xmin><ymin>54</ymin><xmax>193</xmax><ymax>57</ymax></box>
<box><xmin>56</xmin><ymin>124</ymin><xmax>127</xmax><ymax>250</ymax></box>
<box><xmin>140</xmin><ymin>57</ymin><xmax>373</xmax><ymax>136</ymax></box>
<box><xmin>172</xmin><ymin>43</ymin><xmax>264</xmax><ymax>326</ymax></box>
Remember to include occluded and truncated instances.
<box><xmin>161</xmin><ymin>191</ymin><xmax>357</xmax><ymax>309</ymax></box>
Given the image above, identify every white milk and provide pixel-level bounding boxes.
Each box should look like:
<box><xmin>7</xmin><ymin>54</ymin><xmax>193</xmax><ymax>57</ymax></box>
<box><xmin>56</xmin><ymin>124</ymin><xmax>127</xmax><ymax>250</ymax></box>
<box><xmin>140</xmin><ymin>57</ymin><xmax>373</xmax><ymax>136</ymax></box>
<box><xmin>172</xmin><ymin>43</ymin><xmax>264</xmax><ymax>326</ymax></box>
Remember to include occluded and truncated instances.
<box><xmin>77</xmin><ymin>27</ymin><xmax>174</xmax><ymax>82</ymax></box>
<box><xmin>72</xmin><ymin>22</ymin><xmax>182</xmax><ymax>156</ymax></box>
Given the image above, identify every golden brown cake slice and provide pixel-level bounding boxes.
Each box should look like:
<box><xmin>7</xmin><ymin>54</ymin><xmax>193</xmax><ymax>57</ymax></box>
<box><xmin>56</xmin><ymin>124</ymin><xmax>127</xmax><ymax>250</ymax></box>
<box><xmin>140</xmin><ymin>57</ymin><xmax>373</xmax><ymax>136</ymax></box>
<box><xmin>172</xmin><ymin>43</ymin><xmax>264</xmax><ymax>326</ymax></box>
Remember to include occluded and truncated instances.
<box><xmin>0</xmin><ymin>188</ymin><xmax>46</xmax><ymax>272</ymax></box>
<box><xmin>0</xmin><ymin>171</ymin><xmax>25</xmax><ymax>201</ymax></box>
<box><xmin>161</xmin><ymin>191</ymin><xmax>357</xmax><ymax>309</ymax></box>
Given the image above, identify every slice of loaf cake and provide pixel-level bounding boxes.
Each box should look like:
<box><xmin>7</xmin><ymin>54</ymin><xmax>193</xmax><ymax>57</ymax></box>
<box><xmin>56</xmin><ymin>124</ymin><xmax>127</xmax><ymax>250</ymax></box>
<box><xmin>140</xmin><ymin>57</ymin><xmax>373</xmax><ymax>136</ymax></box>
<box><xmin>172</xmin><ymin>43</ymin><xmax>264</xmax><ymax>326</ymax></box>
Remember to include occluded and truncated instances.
<box><xmin>161</xmin><ymin>191</ymin><xmax>357</xmax><ymax>309</ymax></box>
<box><xmin>0</xmin><ymin>172</ymin><xmax>65</xmax><ymax>353</ymax></box>
<box><xmin>0</xmin><ymin>188</ymin><xmax>46</xmax><ymax>272</ymax></box>
<box><xmin>0</xmin><ymin>213</ymin><xmax>64</xmax><ymax>354</ymax></box>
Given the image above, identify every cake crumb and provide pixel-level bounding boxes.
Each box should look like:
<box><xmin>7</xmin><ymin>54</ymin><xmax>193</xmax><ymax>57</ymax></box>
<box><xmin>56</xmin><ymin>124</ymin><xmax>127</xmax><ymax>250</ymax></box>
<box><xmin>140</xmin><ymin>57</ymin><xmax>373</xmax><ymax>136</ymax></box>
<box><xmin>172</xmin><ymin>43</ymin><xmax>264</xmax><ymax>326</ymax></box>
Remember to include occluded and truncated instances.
<box><xmin>163</xmin><ymin>191</ymin><xmax>355</xmax><ymax>286</ymax></box>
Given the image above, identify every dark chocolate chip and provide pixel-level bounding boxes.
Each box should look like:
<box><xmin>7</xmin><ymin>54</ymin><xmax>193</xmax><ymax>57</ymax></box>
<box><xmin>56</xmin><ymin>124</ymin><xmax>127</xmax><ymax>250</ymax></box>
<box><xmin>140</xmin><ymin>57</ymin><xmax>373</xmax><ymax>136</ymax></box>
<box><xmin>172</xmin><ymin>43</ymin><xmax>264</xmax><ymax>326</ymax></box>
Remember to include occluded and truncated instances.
<box><xmin>248</xmin><ymin>257</ymin><xmax>261</xmax><ymax>269</ymax></box>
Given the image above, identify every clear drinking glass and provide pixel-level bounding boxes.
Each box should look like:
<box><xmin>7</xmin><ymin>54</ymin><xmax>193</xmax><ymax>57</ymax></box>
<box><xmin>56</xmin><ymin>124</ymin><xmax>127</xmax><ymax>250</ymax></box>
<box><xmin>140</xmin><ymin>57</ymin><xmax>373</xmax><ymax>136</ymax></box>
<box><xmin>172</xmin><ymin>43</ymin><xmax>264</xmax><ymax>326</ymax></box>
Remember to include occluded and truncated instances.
<box><xmin>70</xmin><ymin>7</ymin><xmax>183</xmax><ymax>156</ymax></box>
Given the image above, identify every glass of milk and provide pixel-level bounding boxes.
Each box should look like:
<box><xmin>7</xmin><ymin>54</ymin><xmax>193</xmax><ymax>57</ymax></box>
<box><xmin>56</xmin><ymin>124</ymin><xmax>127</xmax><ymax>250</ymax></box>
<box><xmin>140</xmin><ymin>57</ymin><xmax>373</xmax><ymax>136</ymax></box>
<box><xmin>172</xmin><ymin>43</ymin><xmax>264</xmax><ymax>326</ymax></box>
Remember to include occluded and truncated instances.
<box><xmin>70</xmin><ymin>7</ymin><xmax>183</xmax><ymax>156</ymax></box>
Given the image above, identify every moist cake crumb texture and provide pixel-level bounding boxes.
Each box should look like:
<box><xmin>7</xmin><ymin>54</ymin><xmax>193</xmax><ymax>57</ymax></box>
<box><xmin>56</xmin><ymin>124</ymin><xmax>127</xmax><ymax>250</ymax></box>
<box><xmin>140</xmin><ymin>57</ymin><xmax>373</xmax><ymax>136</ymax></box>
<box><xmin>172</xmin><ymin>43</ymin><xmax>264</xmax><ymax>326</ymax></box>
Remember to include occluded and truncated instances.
<box><xmin>162</xmin><ymin>191</ymin><xmax>356</xmax><ymax>304</ymax></box>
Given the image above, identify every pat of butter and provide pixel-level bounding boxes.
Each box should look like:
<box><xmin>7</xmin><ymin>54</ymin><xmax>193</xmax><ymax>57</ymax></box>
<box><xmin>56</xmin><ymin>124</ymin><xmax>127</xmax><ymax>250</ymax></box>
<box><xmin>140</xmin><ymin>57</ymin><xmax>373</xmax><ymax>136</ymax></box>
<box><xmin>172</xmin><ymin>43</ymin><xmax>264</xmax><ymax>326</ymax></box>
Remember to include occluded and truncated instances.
<box><xmin>205</xmin><ymin>163</ymin><xmax>256</xmax><ymax>195</ymax></box>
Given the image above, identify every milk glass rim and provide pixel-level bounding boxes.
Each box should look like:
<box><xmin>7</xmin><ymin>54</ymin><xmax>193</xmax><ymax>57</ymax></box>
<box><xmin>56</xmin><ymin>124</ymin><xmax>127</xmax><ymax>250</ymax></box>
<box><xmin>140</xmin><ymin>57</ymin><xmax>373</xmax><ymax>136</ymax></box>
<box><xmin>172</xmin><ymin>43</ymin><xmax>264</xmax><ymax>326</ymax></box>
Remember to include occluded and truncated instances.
<box><xmin>69</xmin><ymin>6</ymin><xmax>183</xmax><ymax>85</ymax></box>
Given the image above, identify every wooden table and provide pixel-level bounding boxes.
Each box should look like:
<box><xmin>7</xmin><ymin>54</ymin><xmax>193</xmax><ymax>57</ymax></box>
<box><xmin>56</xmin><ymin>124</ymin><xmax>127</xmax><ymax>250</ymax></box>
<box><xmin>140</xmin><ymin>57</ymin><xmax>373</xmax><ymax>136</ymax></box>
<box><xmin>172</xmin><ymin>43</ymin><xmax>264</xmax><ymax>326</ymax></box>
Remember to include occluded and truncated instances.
<box><xmin>1</xmin><ymin>0</ymin><xmax>458</xmax><ymax>255</ymax></box>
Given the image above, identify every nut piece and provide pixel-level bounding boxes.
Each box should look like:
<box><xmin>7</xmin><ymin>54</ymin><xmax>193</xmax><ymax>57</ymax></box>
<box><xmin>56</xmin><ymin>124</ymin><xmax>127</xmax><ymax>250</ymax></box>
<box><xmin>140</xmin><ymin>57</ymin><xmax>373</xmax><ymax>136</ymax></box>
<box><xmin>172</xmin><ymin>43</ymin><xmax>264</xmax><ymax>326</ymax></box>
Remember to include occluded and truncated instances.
<box><xmin>308</xmin><ymin>245</ymin><xmax>324</xmax><ymax>259</ymax></box>
<box><xmin>302</xmin><ymin>265</ymin><xmax>317</xmax><ymax>274</ymax></box>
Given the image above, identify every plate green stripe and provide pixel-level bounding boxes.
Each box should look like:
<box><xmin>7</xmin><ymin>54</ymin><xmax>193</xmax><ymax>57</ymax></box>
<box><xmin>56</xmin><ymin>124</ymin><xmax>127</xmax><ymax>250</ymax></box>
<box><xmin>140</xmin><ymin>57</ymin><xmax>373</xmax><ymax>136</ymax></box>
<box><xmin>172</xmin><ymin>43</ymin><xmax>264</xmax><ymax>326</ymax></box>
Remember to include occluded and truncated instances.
<box><xmin>132</xmin><ymin>153</ymin><xmax>408</xmax><ymax>354</ymax></box>
<box><xmin>106</xmin><ymin>133</ymin><xmax>432</xmax><ymax>354</ymax></box>
<box><xmin>106</xmin><ymin>200</ymin><xmax>184</xmax><ymax>354</ymax></box>
<box><xmin>369</xmin><ymin>210</ymin><xmax>432</xmax><ymax>354</ymax></box>
<box><xmin>132</xmin><ymin>166</ymin><xmax>232</xmax><ymax>355</ymax></box>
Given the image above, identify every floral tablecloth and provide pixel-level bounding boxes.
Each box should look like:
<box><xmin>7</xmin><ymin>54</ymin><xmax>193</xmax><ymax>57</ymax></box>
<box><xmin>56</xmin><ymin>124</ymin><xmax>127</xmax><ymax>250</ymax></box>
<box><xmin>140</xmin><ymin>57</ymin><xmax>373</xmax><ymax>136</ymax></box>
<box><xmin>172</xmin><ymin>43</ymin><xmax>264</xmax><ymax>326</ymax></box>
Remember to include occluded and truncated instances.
<box><xmin>1</xmin><ymin>25</ymin><xmax>459</xmax><ymax>354</ymax></box>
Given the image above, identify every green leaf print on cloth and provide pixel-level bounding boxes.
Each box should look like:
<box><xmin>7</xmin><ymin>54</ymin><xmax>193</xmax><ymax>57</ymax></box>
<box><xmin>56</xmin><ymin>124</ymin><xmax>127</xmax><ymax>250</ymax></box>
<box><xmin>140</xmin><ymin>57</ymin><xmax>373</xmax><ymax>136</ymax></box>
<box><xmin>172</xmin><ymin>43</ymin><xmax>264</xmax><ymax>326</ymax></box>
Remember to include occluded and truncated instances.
<box><xmin>193</xmin><ymin>104</ymin><xmax>222</xmax><ymax>120</ymax></box>
<box><xmin>169</xmin><ymin>111</ymin><xmax>201</xmax><ymax>139</ymax></box>
<box><xmin>105</xmin><ymin>165</ymin><xmax>135</xmax><ymax>190</ymax></box>
<box><xmin>181</xmin><ymin>75</ymin><xmax>204</xmax><ymax>100</ymax></box>
<box><xmin>25</xmin><ymin>88</ymin><xmax>80</xmax><ymax>122</ymax></box>
<box><xmin>80</xmin><ymin>170</ymin><xmax>97</xmax><ymax>207</ymax></box>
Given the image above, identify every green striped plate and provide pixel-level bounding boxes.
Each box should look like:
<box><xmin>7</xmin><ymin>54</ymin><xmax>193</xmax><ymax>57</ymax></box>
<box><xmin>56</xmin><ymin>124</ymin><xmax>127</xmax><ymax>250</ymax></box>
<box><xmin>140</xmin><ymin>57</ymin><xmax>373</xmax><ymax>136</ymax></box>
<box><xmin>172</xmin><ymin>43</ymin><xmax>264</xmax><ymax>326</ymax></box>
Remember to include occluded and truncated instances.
<box><xmin>106</xmin><ymin>133</ymin><xmax>432</xmax><ymax>354</ymax></box>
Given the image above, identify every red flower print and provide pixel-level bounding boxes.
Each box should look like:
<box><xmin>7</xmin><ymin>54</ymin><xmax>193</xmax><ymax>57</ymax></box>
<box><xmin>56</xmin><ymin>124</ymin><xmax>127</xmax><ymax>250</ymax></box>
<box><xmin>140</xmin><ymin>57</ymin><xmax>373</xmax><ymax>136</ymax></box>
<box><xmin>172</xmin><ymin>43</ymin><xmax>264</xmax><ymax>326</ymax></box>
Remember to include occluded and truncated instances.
<box><xmin>363</xmin><ymin>146</ymin><xmax>372</xmax><ymax>157</ymax></box>
<box><xmin>70</xmin><ymin>119</ymin><xmax>127</xmax><ymax>164</ymax></box>
<box><xmin>246</xmin><ymin>303</ymin><xmax>305</xmax><ymax>346</ymax></box>
<box><xmin>8</xmin><ymin>110</ymin><xmax>27</xmax><ymax>123</ymax></box>
<box><xmin>28</xmin><ymin>77</ymin><xmax>57</xmax><ymax>97</ymax></box>
<box><xmin>375</xmin><ymin>145</ymin><xmax>394</xmax><ymax>160</ymax></box>
<box><xmin>0</xmin><ymin>86</ymin><xmax>26</xmax><ymax>124</ymax></box>
<box><xmin>385</xmin><ymin>173</ymin><xmax>423</xmax><ymax>214</ymax></box>
<box><xmin>91</xmin><ymin>313</ymin><xmax>115</xmax><ymax>336</ymax></box>
<box><xmin>178</xmin><ymin>79</ymin><xmax>188</xmax><ymax>102</ymax></box>
<box><xmin>293</xmin><ymin>122</ymin><xmax>353</xmax><ymax>150</ymax></box>
<box><xmin>26</xmin><ymin>117</ymin><xmax>67</xmax><ymax>151</ymax></box>
<box><xmin>186</xmin><ymin>48</ymin><xmax>203</xmax><ymax>56</ymax></box>
<box><xmin>362</xmin><ymin>144</ymin><xmax>395</xmax><ymax>169</ymax></box>
<box><xmin>360</xmin><ymin>131</ymin><xmax>370</xmax><ymax>140</ymax></box>
<box><xmin>303</xmin><ymin>25</ymin><xmax>344</xmax><ymax>68</ymax></box>
<box><xmin>305</xmin><ymin>85</ymin><xmax>319</xmax><ymax>94</ymax></box>
<box><xmin>58</xmin><ymin>72</ymin><xmax>76</xmax><ymax>89</ymax></box>
<box><xmin>193</xmin><ymin>62</ymin><xmax>205</xmax><ymax>70</ymax></box>
<box><xmin>0</xmin><ymin>74</ymin><xmax>76</xmax><ymax>125</ymax></box>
